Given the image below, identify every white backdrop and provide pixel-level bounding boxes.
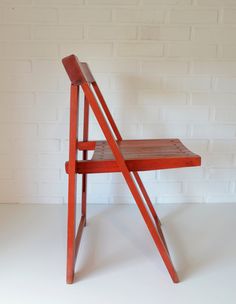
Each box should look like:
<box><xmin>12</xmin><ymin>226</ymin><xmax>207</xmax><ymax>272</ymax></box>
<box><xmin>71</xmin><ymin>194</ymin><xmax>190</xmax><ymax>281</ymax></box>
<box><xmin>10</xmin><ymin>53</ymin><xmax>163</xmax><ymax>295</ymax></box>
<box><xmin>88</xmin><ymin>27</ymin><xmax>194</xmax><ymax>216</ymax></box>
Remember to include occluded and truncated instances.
<box><xmin>0</xmin><ymin>0</ymin><xmax>236</xmax><ymax>204</ymax></box>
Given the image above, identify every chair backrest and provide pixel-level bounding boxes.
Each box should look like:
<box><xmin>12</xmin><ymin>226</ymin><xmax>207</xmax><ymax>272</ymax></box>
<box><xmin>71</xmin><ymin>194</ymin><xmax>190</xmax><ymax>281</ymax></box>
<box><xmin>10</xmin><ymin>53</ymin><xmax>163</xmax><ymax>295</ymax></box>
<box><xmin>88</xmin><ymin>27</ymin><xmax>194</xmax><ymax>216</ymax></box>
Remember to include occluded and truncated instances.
<box><xmin>62</xmin><ymin>54</ymin><xmax>122</xmax><ymax>142</ymax></box>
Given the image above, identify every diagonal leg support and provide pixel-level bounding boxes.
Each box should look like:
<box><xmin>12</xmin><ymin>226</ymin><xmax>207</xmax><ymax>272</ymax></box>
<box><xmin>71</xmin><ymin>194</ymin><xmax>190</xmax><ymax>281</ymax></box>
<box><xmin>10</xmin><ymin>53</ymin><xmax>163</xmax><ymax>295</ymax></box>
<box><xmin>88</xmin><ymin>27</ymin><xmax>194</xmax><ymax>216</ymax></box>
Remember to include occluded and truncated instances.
<box><xmin>133</xmin><ymin>171</ymin><xmax>170</xmax><ymax>254</ymax></box>
<box><xmin>133</xmin><ymin>171</ymin><xmax>161</xmax><ymax>228</ymax></box>
<box><xmin>121</xmin><ymin>171</ymin><xmax>179</xmax><ymax>283</ymax></box>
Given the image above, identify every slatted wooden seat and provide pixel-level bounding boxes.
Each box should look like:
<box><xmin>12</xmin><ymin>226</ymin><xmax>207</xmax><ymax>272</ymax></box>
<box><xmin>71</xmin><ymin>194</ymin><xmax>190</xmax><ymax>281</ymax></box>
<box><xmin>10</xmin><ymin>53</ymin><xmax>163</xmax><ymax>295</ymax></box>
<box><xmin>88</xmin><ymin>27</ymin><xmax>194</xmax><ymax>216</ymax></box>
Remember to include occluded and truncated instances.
<box><xmin>62</xmin><ymin>54</ymin><xmax>201</xmax><ymax>285</ymax></box>
<box><xmin>65</xmin><ymin>139</ymin><xmax>200</xmax><ymax>174</ymax></box>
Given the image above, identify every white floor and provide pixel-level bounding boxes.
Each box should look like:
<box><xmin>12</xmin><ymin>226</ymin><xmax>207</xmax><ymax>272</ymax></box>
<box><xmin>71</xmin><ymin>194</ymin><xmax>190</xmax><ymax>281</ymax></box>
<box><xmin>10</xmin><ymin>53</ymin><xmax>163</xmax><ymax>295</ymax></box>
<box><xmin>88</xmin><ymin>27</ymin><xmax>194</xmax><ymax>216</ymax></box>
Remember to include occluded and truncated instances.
<box><xmin>0</xmin><ymin>203</ymin><xmax>235</xmax><ymax>304</ymax></box>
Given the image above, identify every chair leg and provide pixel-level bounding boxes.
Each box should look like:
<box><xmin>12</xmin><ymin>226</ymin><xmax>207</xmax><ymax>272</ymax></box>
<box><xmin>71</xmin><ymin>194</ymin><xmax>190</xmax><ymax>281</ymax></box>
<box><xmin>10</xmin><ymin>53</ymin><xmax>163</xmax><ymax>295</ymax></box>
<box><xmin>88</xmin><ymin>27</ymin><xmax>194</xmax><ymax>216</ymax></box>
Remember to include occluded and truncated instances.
<box><xmin>133</xmin><ymin>171</ymin><xmax>161</xmax><ymax>227</ymax></box>
<box><xmin>66</xmin><ymin>172</ymin><xmax>77</xmax><ymax>284</ymax></box>
<box><xmin>133</xmin><ymin>172</ymin><xmax>170</xmax><ymax>254</ymax></box>
<box><xmin>81</xmin><ymin>173</ymin><xmax>87</xmax><ymax>226</ymax></box>
<box><xmin>134</xmin><ymin>197</ymin><xmax>178</xmax><ymax>282</ymax></box>
<box><xmin>123</xmin><ymin>172</ymin><xmax>179</xmax><ymax>283</ymax></box>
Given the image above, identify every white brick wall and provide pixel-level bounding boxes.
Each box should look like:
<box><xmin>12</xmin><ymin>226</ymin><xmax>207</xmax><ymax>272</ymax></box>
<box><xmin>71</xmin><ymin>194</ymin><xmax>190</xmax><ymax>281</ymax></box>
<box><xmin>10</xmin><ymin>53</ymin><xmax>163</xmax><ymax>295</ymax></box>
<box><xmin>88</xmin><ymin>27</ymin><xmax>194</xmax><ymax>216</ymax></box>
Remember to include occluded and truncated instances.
<box><xmin>0</xmin><ymin>0</ymin><xmax>236</xmax><ymax>205</ymax></box>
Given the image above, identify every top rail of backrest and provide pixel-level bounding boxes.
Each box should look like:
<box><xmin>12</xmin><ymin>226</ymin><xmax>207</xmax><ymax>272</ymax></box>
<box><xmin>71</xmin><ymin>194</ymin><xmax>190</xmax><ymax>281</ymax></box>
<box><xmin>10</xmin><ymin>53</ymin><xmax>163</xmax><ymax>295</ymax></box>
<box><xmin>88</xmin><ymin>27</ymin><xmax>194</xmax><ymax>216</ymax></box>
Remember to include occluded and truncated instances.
<box><xmin>62</xmin><ymin>54</ymin><xmax>95</xmax><ymax>85</ymax></box>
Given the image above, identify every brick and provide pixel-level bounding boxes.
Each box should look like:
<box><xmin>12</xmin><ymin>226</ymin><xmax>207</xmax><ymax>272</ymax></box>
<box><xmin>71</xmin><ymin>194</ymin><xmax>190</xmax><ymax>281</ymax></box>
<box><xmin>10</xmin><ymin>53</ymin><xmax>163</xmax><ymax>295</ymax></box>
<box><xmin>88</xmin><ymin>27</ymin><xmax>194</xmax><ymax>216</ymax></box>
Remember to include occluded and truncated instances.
<box><xmin>32</xmin><ymin>60</ymin><xmax>61</xmax><ymax>75</ymax></box>
<box><xmin>90</xmin><ymin>59</ymin><xmax>138</xmax><ymax>73</ymax></box>
<box><xmin>193</xmin><ymin>27</ymin><xmax>236</xmax><ymax>43</ymax></box>
<box><xmin>138</xmin><ymin>92</ymin><xmax>187</xmax><ymax>105</ymax></box>
<box><xmin>191</xmin><ymin>93</ymin><xmax>236</xmax><ymax>105</ymax></box>
<box><xmin>141</xmin><ymin>123</ymin><xmax>188</xmax><ymax>138</ymax></box>
<box><xmin>118</xmin><ymin>123</ymin><xmax>142</xmax><ymax>138</ymax></box>
<box><xmin>38</xmin><ymin>123</ymin><xmax>68</xmax><ymax>139</ymax></box>
<box><xmin>184</xmin><ymin>181</ymin><xmax>230</xmax><ymax>195</ymax></box>
<box><xmin>0</xmin><ymin>140</ymin><xmax>11</xmax><ymax>153</ymax></box>
<box><xmin>220</xmin><ymin>45</ymin><xmax>236</xmax><ymax>59</ymax></box>
<box><xmin>193</xmin><ymin>61</ymin><xmax>236</xmax><ymax>75</ymax></box>
<box><xmin>38</xmin><ymin>154</ymin><xmax>67</xmax><ymax>169</ymax></box>
<box><xmin>36</xmin><ymin>92</ymin><xmax>68</xmax><ymax>106</ymax></box>
<box><xmin>215</xmin><ymin>77</ymin><xmax>236</xmax><ymax>92</ymax></box>
<box><xmin>141</xmin><ymin>61</ymin><xmax>189</xmax><ymax>75</ymax></box>
<box><xmin>206</xmin><ymin>154</ymin><xmax>234</xmax><ymax>168</ymax></box>
<box><xmin>143</xmin><ymin>0</ymin><xmax>192</xmax><ymax>4</ymax></box>
<box><xmin>114</xmin><ymin>8</ymin><xmax>164</xmax><ymax>24</ymax></box>
<box><xmin>4</xmin><ymin>42</ymin><xmax>58</xmax><ymax>58</ymax></box>
<box><xmin>192</xmin><ymin>124</ymin><xmax>236</xmax><ymax>139</ymax></box>
<box><xmin>206</xmin><ymin>195</ymin><xmax>236</xmax><ymax>203</ymax></box>
<box><xmin>32</xmin><ymin>25</ymin><xmax>83</xmax><ymax>40</ymax></box>
<box><xmin>110</xmin><ymin>196</ymin><xmax>133</xmax><ymax>204</ymax></box>
<box><xmin>0</xmin><ymin>92</ymin><xmax>35</xmax><ymax>106</ymax></box>
<box><xmin>0</xmin><ymin>154</ymin><xmax>10</xmax><ymax>168</ymax></box>
<box><xmin>215</xmin><ymin>107</ymin><xmax>236</xmax><ymax>122</ymax></box>
<box><xmin>169</xmin><ymin>9</ymin><xmax>218</xmax><ymax>24</ymax></box>
<box><xmin>87</xmin><ymin>0</ymin><xmax>139</xmax><ymax>4</ymax></box>
<box><xmin>89</xmin><ymin>182</ymin><xmax>130</xmax><ymax>197</ymax></box>
<box><xmin>116</xmin><ymin>43</ymin><xmax>163</xmax><ymax>57</ymax></box>
<box><xmin>0</xmin><ymin>107</ymin><xmax>57</xmax><ymax>123</ymax></box>
<box><xmin>14</xmin><ymin>169</ymin><xmax>60</xmax><ymax>181</ymax></box>
<box><xmin>0</xmin><ymin>181</ymin><xmax>38</xmax><ymax>197</ymax></box>
<box><xmin>168</xmin><ymin>43</ymin><xmax>217</xmax><ymax>58</ymax></box>
<box><xmin>16</xmin><ymin>196</ymin><xmax>64</xmax><ymax>204</ymax></box>
<box><xmin>0</xmin><ymin>154</ymin><xmax>38</xmax><ymax>171</ymax></box>
<box><xmin>57</xmin><ymin>108</ymin><xmax>70</xmax><ymax>123</ymax></box>
<box><xmin>38</xmin><ymin>182</ymin><xmax>66</xmax><ymax>196</ymax></box>
<box><xmin>158</xmin><ymin>195</ymin><xmax>203</xmax><ymax>203</ymax></box>
<box><xmin>145</xmin><ymin>182</ymin><xmax>182</xmax><ymax>196</ymax></box>
<box><xmin>0</xmin><ymin>25</ymin><xmax>30</xmax><ymax>40</ymax></box>
<box><xmin>59</xmin><ymin>8</ymin><xmax>111</xmax><ymax>24</ymax></box>
<box><xmin>140</xmin><ymin>26</ymin><xmax>190</xmax><ymax>41</ymax></box>
<box><xmin>223</xmin><ymin>9</ymin><xmax>236</xmax><ymax>23</ymax></box>
<box><xmin>196</xmin><ymin>0</ymin><xmax>236</xmax><ymax>6</ymax></box>
<box><xmin>1</xmin><ymin>0</ymin><xmax>32</xmax><ymax>5</ymax></box>
<box><xmin>0</xmin><ymin>123</ymin><xmax>37</xmax><ymax>138</ymax></box>
<box><xmin>60</xmin><ymin>43</ymin><xmax>113</xmax><ymax>58</ymax></box>
<box><xmin>105</xmin><ymin>90</ymin><xmax>138</xmax><ymax>106</ymax></box>
<box><xmin>0</xmin><ymin>60</ymin><xmax>31</xmax><ymax>74</ymax></box>
<box><xmin>110</xmin><ymin>74</ymin><xmax>162</xmax><ymax>91</ymax></box>
<box><xmin>210</xmin><ymin>140</ymin><xmax>236</xmax><ymax>153</ymax></box>
<box><xmin>208</xmin><ymin>169</ymin><xmax>236</xmax><ymax>180</ymax></box>
<box><xmin>14</xmin><ymin>139</ymin><xmax>60</xmax><ymax>153</ymax></box>
<box><xmin>4</xmin><ymin>7</ymin><xmax>58</xmax><ymax>24</ymax></box>
<box><xmin>162</xmin><ymin>106</ymin><xmax>209</xmax><ymax>122</ymax></box>
<box><xmin>89</xmin><ymin>173</ymin><xmax>110</xmax><ymax>183</ymax></box>
<box><xmin>0</xmin><ymin>168</ymin><xmax>13</xmax><ymax>180</ymax></box>
<box><xmin>0</xmin><ymin>73</ymin><xmax>58</xmax><ymax>91</ymax></box>
<box><xmin>87</xmin><ymin>25</ymin><xmax>137</xmax><ymax>40</ymax></box>
<box><xmin>33</xmin><ymin>0</ymin><xmax>83</xmax><ymax>4</ymax></box>
<box><xmin>85</xmin><ymin>123</ymin><xmax>104</xmax><ymax>140</ymax></box>
<box><xmin>163</xmin><ymin>76</ymin><xmax>212</xmax><ymax>91</ymax></box>
<box><xmin>112</xmin><ymin>105</ymin><xmax>160</xmax><ymax>123</ymax></box>
<box><xmin>160</xmin><ymin>167</ymin><xmax>204</xmax><ymax>181</ymax></box>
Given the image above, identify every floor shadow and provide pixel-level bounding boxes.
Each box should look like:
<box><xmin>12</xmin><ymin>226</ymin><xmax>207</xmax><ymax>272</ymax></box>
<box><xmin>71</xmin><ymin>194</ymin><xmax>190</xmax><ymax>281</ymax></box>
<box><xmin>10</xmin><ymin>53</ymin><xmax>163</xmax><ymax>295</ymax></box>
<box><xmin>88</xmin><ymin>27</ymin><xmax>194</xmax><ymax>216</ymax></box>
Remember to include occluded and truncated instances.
<box><xmin>74</xmin><ymin>204</ymin><xmax>236</xmax><ymax>283</ymax></box>
<box><xmin>162</xmin><ymin>204</ymin><xmax>236</xmax><ymax>281</ymax></box>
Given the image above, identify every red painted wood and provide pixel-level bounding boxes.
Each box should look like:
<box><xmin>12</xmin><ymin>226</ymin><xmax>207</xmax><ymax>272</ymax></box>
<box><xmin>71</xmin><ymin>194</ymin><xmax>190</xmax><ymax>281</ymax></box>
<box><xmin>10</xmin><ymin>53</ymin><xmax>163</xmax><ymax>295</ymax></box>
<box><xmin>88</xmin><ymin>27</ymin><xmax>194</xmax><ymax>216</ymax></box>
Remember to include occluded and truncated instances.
<box><xmin>65</xmin><ymin>139</ymin><xmax>200</xmax><ymax>174</ymax></box>
<box><xmin>81</xmin><ymin>96</ymin><xmax>89</xmax><ymax>225</ymax></box>
<box><xmin>77</xmin><ymin>141</ymin><xmax>96</xmax><ymax>151</ymax></box>
<box><xmin>62</xmin><ymin>53</ymin><xmax>202</xmax><ymax>285</ymax></box>
<box><xmin>66</xmin><ymin>84</ymin><xmax>79</xmax><ymax>284</ymax></box>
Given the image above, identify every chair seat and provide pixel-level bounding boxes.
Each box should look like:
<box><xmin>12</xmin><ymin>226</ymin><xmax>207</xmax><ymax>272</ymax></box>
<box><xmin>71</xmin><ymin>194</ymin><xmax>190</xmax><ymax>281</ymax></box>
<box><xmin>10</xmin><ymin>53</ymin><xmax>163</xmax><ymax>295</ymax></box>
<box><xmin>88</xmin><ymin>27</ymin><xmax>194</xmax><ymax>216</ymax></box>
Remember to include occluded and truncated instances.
<box><xmin>66</xmin><ymin>139</ymin><xmax>201</xmax><ymax>174</ymax></box>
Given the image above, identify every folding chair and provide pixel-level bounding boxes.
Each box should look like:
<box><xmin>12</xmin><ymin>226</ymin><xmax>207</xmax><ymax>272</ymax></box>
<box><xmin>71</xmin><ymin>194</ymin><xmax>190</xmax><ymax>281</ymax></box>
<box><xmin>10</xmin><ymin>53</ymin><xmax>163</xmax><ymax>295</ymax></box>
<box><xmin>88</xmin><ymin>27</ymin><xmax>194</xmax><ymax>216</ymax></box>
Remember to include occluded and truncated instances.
<box><xmin>62</xmin><ymin>54</ymin><xmax>201</xmax><ymax>284</ymax></box>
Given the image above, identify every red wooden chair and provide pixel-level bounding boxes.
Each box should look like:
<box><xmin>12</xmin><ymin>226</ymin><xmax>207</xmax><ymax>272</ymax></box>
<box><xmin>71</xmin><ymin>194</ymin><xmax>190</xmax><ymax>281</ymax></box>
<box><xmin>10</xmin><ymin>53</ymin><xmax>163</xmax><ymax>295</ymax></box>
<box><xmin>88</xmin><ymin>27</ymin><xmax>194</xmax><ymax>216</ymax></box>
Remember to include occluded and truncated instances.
<box><xmin>62</xmin><ymin>54</ymin><xmax>201</xmax><ymax>284</ymax></box>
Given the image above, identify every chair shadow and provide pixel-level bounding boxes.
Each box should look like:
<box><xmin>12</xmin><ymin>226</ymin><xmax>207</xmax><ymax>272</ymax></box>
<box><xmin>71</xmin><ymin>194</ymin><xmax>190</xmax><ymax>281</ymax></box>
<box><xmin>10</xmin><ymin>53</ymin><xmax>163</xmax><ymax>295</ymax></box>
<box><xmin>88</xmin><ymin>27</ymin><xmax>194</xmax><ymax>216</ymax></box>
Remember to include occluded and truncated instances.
<box><xmin>74</xmin><ymin>204</ymin><xmax>236</xmax><ymax>283</ymax></box>
<box><xmin>162</xmin><ymin>203</ymin><xmax>236</xmax><ymax>281</ymax></box>
<box><xmin>74</xmin><ymin>205</ymin><xmax>142</xmax><ymax>282</ymax></box>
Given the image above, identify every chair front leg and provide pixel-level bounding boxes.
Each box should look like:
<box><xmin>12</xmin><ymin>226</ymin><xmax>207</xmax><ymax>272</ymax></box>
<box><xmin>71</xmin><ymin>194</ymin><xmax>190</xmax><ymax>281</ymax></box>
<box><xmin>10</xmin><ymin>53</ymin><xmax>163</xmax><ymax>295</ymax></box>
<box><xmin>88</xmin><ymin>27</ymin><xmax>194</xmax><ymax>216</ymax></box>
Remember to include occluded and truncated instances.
<box><xmin>66</xmin><ymin>171</ymin><xmax>77</xmax><ymax>284</ymax></box>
